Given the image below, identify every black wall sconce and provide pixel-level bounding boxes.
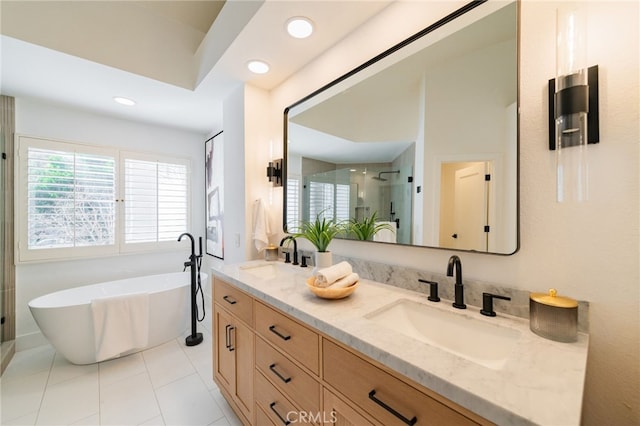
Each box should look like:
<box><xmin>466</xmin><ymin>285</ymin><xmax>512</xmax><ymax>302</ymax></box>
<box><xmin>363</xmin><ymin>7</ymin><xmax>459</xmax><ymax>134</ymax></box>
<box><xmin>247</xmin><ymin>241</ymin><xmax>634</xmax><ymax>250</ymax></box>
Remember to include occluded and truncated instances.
<box><xmin>267</xmin><ymin>158</ymin><xmax>283</xmax><ymax>186</ymax></box>
<box><xmin>548</xmin><ymin>65</ymin><xmax>599</xmax><ymax>150</ymax></box>
<box><xmin>549</xmin><ymin>7</ymin><xmax>599</xmax><ymax>202</ymax></box>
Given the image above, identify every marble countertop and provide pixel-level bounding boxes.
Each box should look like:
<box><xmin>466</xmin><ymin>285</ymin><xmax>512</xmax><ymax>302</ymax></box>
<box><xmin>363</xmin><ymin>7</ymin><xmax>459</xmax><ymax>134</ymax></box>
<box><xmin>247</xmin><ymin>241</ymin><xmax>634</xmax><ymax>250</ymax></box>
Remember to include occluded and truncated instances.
<box><xmin>211</xmin><ymin>260</ymin><xmax>588</xmax><ymax>426</ymax></box>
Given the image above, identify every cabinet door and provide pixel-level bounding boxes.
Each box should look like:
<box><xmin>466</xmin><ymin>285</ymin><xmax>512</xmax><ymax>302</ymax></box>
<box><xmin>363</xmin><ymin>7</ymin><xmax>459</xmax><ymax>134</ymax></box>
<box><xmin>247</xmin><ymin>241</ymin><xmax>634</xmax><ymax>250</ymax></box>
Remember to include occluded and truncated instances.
<box><xmin>214</xmin><ymin>307</ymin><xmax>235</xmax><ymax>393</ymax></box>
<box><xmin>234</xmin><ymin>320</ymin><xmax>254</xmax><ymax>421</ymax></box>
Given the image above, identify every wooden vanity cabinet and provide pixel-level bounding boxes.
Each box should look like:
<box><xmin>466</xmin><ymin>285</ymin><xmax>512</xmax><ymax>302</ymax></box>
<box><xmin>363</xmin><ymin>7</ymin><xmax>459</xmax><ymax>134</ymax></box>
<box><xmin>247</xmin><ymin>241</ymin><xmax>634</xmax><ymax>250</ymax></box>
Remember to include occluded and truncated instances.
<box><xmin>213</xmin><ymin>278</ymin><xmax>254</xmax><ymax>425</ymax></box>
<box><xmin>323</xmin><ymin>339</ymin><xmax>484</xmax><ymax>426</ymax></box>
<box><xmin>213</xmin><ymin>277</ymin><xmax>491</xmax><ymax>426</ymax></box>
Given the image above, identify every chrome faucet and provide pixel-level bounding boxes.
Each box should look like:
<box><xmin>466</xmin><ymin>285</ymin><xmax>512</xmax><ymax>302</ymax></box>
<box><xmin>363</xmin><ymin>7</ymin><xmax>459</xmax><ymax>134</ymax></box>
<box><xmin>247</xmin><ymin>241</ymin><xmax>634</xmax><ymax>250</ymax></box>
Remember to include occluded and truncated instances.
<box><xmin>280</xmin><ymin>236</ymin><xmax>298</xmax><ymax>265</ymax></box>
<box><xmin>447</xmin><ymin>255</ymin><xmax>466</xmax><ymax>309</ymax></box>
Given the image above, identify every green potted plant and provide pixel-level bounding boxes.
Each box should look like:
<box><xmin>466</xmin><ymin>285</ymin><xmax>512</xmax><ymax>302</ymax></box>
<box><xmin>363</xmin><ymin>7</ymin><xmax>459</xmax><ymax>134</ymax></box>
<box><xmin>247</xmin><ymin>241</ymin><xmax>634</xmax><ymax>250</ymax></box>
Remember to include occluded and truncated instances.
<box><xmin>293</xmin><ymin>213</ymin><xmax>347</xmax><ymax>271</ymax></box>
<box><xmin>348</xmin><ymin>211</ymin><xmax>393</xmax><ymax>241</ymax></box>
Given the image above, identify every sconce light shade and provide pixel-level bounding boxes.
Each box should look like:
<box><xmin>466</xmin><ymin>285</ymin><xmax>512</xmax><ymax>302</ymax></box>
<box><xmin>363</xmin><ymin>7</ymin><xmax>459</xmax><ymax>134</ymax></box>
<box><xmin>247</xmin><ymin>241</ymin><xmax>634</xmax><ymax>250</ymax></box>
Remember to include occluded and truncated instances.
<box><xmin>267</xmin><ymin>158</ymin><xmax>283</xmax><ymax>187</ymax></box>
<box><xmin>548</xmin><ymin>65</ymin><xmax>599</xmax><ymax>150</ymax></box>
<box><xmin>549</xmin><ymin>7</ymin><xmax>599</xmax><ymax>202</ymax></box>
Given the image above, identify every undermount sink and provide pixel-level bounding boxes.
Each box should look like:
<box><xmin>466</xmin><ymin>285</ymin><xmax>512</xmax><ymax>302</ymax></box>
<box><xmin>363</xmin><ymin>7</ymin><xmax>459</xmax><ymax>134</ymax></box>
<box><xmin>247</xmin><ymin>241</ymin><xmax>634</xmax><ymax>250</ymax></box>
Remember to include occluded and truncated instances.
<box><xmin>239</xmin><ymin>263</ymin><xmax>278</xmax><ymax>279</ymax></box>
<box><xmin>365</xmin><ymin>298</ymin><xmax>521</xmax><ymax>370</ymax></box>
<box><xmin>238</xmin><ymin>262</ymin><xmax>281</xmax><ymax>280</ymax></box>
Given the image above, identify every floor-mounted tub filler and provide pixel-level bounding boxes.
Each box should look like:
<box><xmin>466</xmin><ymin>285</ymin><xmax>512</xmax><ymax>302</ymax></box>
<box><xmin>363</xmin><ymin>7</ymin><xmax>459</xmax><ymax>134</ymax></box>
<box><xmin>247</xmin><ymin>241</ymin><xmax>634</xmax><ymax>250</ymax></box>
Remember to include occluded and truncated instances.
<box><xmin>28</xmin><ymin>271</ymin><xmax>207</xmax><ymax>365</ymax></box>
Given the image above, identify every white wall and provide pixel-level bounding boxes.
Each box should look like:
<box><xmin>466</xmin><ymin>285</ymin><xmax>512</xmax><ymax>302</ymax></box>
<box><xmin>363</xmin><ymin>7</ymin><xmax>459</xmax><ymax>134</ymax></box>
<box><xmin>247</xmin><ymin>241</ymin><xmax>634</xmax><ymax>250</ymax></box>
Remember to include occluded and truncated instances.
<box><xmin>220</xmin><ymin>84</ymin><xmax>275</xmax><ymax>264</ymax></box>
<box><xmin>244</xmin><ymin>84</ymin><xmax>277</xmax><ymax>260</ymax></box>
<box><xmin>422</xmin><ymin>39</ymin><xmax>517</xmax><ymax>252</ymax></box>
<box><xmin>221</xmin><ymin>85</ymin><xmax>246</xmax><ymax>264</ymax></box>
<box><xmin>267</xmin><ymin>1</ymin><xmax>639</xmax><ymax>424</ymax></box>
<box><xmin>14</xmin><ymin>97</ymin><xmax>208</xmax><ymax>348</ymax></box>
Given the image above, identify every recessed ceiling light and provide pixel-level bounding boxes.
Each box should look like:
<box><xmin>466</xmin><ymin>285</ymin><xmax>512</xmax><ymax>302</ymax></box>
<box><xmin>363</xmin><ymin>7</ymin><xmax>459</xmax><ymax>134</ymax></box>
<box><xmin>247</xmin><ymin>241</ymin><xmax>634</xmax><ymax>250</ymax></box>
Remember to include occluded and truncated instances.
<box><xmin>247</xmin><ymin>60</ymin><xmax>270</xmax><ymax>74</ymax></box>
<box><xmin>287</xmin><ymin>17</ymin><xmax>314</xmax><ymax>39</ymax></box>
<box><xmin>113</xmin><ymin>96</ymin><xmax>136</xmax><ymax>106</ymax></box>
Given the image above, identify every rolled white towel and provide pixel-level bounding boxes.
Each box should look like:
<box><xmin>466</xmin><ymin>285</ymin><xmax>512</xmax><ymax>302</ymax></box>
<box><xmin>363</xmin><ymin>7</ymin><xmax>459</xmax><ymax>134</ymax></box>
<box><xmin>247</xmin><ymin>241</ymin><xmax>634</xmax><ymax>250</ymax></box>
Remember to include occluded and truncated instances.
<box><xmin>329</xmin><ymin>273</ymin><xmax>359</xmax><ymax>289</ymax></box>
<box><xmin>315</xmin><ymin>261</ymin><xmax>353</xmax><ymax>288</ymax></box>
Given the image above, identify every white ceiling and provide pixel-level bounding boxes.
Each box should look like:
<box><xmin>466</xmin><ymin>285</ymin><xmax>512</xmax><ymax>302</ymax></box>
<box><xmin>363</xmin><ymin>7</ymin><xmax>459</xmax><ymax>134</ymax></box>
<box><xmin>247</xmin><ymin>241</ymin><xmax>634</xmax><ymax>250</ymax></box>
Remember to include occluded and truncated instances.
<box><xmin>0</xmin><ymin>0</ymin><xmax>392</xmax><ymax>135</ymax></box>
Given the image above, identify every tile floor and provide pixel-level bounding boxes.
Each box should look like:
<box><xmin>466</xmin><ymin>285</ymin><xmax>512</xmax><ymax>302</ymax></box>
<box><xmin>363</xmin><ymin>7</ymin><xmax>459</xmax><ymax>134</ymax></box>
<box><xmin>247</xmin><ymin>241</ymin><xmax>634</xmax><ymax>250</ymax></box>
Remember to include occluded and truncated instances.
<box><xmin>0</xmin><ymin>327</ymin><xmax>242</xmax><ymax>426</ymax></box>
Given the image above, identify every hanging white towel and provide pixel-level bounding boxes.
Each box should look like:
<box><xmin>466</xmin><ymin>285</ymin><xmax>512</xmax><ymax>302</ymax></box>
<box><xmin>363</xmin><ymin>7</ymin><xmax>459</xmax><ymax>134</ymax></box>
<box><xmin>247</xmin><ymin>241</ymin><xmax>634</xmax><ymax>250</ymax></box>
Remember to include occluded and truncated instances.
<box><xmin>252</xmin><ymin>198</ymin><xmax>272</xmax><ymax>251</ymax></box>
<box><xmin>314</xmin><ymin>261</ymin><xmax>353</xmax><ymax>288</ymax></box>
<box><xmin>91</xmin><ymin>293</ymin><xmax>149</xmax><ymax>362</ymax></box>
<box><xmin>373</xmin><ymin>222</ymin><xmax>397</xmax><ymax>243</ymax></box>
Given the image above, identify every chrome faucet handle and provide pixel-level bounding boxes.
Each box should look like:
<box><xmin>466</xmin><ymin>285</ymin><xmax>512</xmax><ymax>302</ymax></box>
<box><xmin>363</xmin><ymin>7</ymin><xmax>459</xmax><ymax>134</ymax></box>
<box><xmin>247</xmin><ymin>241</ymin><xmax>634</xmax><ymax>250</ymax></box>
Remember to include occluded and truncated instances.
<box><xmin>480</xmin><ymin>292</ymin><xmax>511</xmax><ymax>317</ymax></box>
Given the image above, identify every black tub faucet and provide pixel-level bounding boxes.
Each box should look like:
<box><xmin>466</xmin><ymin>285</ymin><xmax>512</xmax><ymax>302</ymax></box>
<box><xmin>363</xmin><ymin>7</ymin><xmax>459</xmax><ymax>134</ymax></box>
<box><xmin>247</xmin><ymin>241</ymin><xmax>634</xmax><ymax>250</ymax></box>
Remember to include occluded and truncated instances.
<box><xmin>178</xmin><ymin>232</ymin><xmax>196</xmax><ymax>269</ymax></box>
<box><xmin>280</xmin><ymin>236</ymin><xmax>298</xmax><ymax>265</ymax></box>
<box><xmin>178</xmin><ymin>232</ymin><xmax>203</xmax><ymax>346</ymax></box>
<box><xmin>447</xmin><ymin>255</ymin><xmax>466</xmax><ymax>309</ymax></box>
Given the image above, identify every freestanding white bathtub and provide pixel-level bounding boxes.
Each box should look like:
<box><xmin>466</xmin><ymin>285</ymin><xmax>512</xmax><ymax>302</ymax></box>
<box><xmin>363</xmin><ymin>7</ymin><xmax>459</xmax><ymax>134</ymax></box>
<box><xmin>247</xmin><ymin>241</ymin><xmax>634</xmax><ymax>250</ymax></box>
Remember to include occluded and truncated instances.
<box><xmin>28</xmin><ymin>271</ymin><xmax>207</xmax><ymax>365</ymax></box>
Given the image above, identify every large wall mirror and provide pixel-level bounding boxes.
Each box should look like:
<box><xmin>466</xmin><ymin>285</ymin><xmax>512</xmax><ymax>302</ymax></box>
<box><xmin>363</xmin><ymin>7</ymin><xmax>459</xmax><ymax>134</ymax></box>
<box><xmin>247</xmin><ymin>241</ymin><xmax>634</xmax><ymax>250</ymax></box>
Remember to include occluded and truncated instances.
<box><xmin>284</xmin><ymin>0</ymin><xmax>519</xmax><ymax>255</ymax></box>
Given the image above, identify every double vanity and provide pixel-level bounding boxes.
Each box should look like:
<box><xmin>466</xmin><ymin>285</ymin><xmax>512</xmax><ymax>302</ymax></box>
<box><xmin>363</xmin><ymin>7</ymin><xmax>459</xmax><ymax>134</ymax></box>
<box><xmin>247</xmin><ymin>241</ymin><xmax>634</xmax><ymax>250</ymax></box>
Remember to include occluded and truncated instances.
<box><xmin>211</xmin><ymin>260</ymin><xmax>588</xmax><ymax>425</ymax></box>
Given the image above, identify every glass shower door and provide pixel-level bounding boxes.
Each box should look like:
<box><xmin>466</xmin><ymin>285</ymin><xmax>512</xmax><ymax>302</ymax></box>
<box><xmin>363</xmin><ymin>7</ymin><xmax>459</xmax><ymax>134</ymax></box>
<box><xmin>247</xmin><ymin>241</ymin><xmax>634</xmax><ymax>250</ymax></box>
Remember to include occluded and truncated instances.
<box><xmin>0</xmin><ymin>127</ymin><xmax>5</xmax><ymax>343</ymax></box>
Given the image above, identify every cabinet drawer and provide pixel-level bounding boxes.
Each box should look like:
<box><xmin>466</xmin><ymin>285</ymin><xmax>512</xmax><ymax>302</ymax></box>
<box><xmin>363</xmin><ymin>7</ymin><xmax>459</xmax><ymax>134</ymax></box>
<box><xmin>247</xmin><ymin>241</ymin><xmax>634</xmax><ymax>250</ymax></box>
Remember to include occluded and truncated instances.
<box><xmin>256</xmin><ymin>336</ymin><xmax>321</xmax><ymax>412</ymax></box>
<box><xmin>255</xmin><ymin>404</ymin><xmax>277</xmax><ymax>426</ymax></box>
<box><xmin>255</xmin><ymin>371</ymin><xmax>304</xmax><ymax>426</ymax></box>
<box><xmin>323</xmin><ymin>388</ymin><xmax>374</xmax><ymax>426</ymax></box>
<box><xmin>254</xmin><ymin>301</ymin><xmax>320</xmax><ymax>374</ymax></box>
<box><xmin>214</xmin><ymin>278</ymin><xmax>253</xmax><ymax>326</ymax></box>
<box><xmin>323</xmin><ymin>340</ymin><xmax>479</xmax><ymax>426</ymax></box>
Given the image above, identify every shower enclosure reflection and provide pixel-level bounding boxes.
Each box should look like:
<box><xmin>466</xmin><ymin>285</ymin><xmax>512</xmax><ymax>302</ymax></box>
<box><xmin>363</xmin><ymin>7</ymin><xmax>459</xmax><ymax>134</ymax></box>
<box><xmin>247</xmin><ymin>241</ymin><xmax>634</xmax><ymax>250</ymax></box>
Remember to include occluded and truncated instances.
<box><xmin>300</xmin><ymin>165</ymin><xmax>413</xmax><ymax>244</ymax></box>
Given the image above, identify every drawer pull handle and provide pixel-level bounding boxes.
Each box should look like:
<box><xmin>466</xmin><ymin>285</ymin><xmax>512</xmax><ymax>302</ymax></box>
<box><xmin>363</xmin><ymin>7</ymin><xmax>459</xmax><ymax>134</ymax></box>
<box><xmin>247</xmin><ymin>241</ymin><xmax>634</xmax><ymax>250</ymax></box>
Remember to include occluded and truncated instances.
<box><xmin>269</xmin><ymin>363</ymin><xmax>292</xmax><ymax>383</ymax></box>
<box><xmin>225</xmin><ymin>325</ymin><xmax>235</xmax><ymax>352</ymax></box>
<box><xmin>368</xmin><ymin>389</ymin><xmax>417</xmax><ymax>426</ymax></box>
<box><xmin>269</xmin><ymin>402</ymin><xmax>291</xmax><ymax>425</ymax></box>
<box><xmin>223</xmin><ymin>295</ymin><xmax>237</xmax><ymax>305</ymax></box>
<box><xmin>269</xmin><ymin>325</ymin><xmax>291</xmax><ymax>341</ymax></box>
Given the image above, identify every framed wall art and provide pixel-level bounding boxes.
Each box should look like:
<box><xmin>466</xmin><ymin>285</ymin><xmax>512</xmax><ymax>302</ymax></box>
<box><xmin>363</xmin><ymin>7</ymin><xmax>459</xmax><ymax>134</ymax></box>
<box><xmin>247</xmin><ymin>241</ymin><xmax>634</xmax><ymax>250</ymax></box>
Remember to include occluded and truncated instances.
<box><xmin>205</xmin><ymin>131</ymin><xmax>224</xmax><ymax>259</ymax></box>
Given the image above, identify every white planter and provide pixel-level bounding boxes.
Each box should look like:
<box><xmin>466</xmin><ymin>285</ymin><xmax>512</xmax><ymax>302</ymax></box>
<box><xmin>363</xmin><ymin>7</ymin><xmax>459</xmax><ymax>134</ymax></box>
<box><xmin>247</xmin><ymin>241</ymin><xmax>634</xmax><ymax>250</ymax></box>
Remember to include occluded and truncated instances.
<box><xmin>313</xmin><ymin>251</ymin><xmax>333</xmax><ymax>274</ymax></box>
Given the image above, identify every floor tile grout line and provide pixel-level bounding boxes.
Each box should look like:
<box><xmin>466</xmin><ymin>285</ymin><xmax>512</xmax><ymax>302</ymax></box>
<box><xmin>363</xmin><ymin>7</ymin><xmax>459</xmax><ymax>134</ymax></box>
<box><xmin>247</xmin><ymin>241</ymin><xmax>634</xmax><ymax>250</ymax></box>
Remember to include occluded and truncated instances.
<box><xmin>97</xmin><ymin>360</ymin><xmax>102</xmax><ymax>426</ymax></box>
<box><xmin>153</xmin><ymin>335</ymin><xmax>228</xmax><ymax>426</ymax></box>
<box><xmin>33</xmin><ymin>349</ymin><xmax>56</xmax><ymax>426</ymax></box>
<box><xmin>142</xmin><ymin>345</ymin><xmax>168</xmax><ymax>426</ymax></box>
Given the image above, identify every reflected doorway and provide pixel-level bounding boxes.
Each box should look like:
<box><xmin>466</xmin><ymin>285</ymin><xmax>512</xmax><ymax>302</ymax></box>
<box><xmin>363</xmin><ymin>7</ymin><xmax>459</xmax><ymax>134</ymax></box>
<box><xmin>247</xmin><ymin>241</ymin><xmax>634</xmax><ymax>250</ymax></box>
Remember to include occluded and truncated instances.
<box><xmin>439</xmin><ymin>161</ymin><xmax>491</xmax><ymax>252</ymax></box>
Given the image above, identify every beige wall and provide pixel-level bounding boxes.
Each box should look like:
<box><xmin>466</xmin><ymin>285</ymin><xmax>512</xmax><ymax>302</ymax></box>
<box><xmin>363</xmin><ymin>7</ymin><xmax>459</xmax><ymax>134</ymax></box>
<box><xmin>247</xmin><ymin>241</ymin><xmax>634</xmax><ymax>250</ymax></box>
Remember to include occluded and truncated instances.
<box><xmin>262</xmin><ymin>1</ymin><xmax>639</xmax><ymax>424</ymax></box>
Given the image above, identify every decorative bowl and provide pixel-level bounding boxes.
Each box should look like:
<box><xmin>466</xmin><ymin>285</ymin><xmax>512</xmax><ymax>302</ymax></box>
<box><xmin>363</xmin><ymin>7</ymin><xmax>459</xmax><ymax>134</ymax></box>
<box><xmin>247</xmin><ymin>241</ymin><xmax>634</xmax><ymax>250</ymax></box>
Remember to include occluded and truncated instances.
<box><xmin>305</xmin><ymin>277</ymin><xmax>359</xmax><ymax>299</ymax></box>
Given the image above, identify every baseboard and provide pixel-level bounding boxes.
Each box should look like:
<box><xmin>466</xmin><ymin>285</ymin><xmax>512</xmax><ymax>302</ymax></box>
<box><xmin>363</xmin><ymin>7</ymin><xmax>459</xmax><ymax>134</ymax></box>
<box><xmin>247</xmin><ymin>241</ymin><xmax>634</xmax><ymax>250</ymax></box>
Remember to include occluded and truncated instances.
<box><xmin>16</xmin><ymin>331</ymin><xmax>49</xmax><ymax>352</ymax></box>
<box><xmin>1</xmin><ymin>340</ymin><xmax>15</xmax><ymax>375</ymax></box>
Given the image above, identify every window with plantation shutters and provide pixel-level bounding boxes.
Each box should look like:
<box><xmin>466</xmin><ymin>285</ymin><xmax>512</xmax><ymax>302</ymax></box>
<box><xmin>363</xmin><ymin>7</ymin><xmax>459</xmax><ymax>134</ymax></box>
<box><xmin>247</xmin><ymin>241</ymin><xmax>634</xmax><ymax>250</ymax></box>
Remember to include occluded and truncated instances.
<box><xmin>286</xmin><ymin>177</ymin><xmax>300</xmax><ymax>232</ymax></box>
<box><xmin>26</xmin><ymin>146</ymin><xmax>116</xmax><ymax>250</ymax></box>
<box><xmin>124</xmin><ymin>157</ymin><xmax>188</xmax><ymax>244</ymax></box>
<box><xmin>308</xmin><ymin>180</ymin><xmax>350</xmax><ymax>222</ymax></box>
<box><xmin>308</xmin><ymin>181</ymin><xmax>334</xmax><ymax>221</ymax></box>
<box><xmin>17</xmin><ymin>135</ymin><xmax>191</xmax><ymax>262</ymax></box>
<box><xmin>335</xmin><ymin>184</ymin><xmax>350</xmax><ymax>221</ymax></box>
